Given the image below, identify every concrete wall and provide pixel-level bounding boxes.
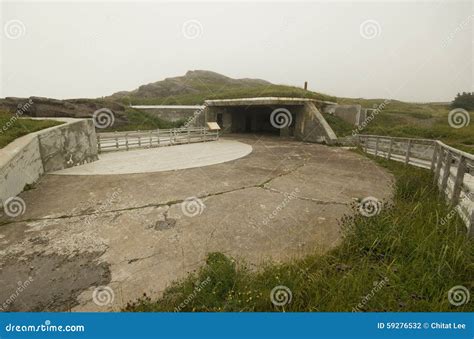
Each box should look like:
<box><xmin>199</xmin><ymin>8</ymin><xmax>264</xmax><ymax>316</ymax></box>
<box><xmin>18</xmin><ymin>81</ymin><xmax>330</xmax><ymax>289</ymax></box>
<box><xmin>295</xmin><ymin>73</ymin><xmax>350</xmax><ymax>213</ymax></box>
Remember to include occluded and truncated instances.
<box><xmin>0</xmin><ymin>118</ymin><xmax>98</xmax><ymax>207</ymax></box>
<box><xmin>0</xmin><ymin>136</ymin><xmax>44</xmax><ymax>208</ymax></box>
<box><xmin>203</xmin><ymin>107</ymin><xmax>232</xmax><ymax>132</ymax></box>
<box><xmin>359</xmin><ymin>108</ymin><xmax>369</xmax><ymax>125</ymax></box>
<box><xmin>329</xmin><ymin>105</ymin><xmax>362</xmax><ymax>126</ymax></box>
<box><xmin>294</xmin><ymin>102</ymin><xmax>337</xmax><ymax>143</ymax></box>
<box><xmin>323</xmin><ymin>105</ymin><xmax>376</xmax><ymax>127</ymax></box>
<box><xmin>38</xmin><ymin>119</ymin><xmax>98</xmax><ymax>172</ymax></box>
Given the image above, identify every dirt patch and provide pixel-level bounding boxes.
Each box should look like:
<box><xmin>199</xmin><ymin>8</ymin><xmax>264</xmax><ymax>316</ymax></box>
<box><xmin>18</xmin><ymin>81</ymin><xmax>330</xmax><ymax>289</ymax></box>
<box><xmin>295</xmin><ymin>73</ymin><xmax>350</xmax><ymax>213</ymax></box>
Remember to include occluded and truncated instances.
<box><xmin>0</xmin><ymin>251</ymin><xmax>110</xmax><ymax>311</ymax></box>
<box><xmin>150</xmin><ymin>218</ymin><xmax>177</xmax><ymax>231</ymax></box>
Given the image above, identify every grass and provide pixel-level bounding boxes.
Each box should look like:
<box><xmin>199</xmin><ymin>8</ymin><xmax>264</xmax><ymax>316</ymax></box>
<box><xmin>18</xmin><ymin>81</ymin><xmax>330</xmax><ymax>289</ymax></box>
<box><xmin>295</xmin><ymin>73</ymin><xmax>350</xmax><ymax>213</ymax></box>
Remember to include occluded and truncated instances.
<box><xmin>127</xmin><ymin>85</ymin><xmax>337</xmax><ymax>106</ymax></box>
<box><xmin>0</xmin><ymin>112</ymin><xmax>63</xmax><ymax>148</ymax></box>
<box><xmin>326</xmin><ymin>100</ymin><xmax>474</xmax><ymax>153</ymax></box>
<box><xmin>323</xmin><ymin>113</ymin><xmax>355</xmax><ymax>137</ymax></box>
<box><xmin>105</xmin><ymin>108</ymin><xmax>185</xmax><ymax>132</ymax></box>
<box><xmin>125</xmin><ymin>155</ymin><xmax>473</xmax><ymax>312</ymax></box>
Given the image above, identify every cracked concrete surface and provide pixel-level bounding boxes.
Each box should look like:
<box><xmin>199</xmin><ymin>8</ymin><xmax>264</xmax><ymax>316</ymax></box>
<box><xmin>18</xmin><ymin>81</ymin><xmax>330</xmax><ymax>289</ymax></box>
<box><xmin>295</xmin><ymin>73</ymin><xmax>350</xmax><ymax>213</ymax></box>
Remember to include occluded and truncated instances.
<box><xmin>0</xmin><ymin>135</ymin><xmax>394</xmax><ymax>311</ymax></box>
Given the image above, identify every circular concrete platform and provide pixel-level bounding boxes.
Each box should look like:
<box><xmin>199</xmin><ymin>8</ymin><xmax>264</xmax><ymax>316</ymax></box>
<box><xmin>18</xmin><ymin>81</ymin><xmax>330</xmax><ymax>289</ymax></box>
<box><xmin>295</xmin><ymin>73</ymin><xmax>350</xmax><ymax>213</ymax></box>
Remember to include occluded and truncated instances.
<box><xmin>53</xmin><ymin>140</ymin><xmax>252</xmax><ymax>175</ymax></box>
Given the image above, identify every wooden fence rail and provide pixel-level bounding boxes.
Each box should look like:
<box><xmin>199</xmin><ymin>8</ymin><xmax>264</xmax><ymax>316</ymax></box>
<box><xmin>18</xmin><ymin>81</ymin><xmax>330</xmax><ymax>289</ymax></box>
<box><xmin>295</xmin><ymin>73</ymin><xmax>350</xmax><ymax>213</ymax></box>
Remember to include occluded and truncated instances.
<box><xmin>358</xmin><ymin>134</ymin><xmax>474</xmax><ymax>236</ymax></box>
<box><xmin>97</xmin><ymin>127</ymin><xmax>218</xmax><ymax>153</ymax></box>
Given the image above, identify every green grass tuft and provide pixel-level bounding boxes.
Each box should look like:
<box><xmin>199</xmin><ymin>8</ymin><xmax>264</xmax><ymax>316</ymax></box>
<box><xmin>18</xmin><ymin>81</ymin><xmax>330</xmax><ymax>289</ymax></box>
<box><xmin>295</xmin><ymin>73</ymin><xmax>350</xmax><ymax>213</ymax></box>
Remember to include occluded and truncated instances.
<box><xmin>323</xmin><ymin>113</ymin><xmax>355</xmax><ymax>137</ymax></box>
<box><xmin>0</xmin><ymin>112</ymin><xmax>63</xmax><ymax>148</ymax></box>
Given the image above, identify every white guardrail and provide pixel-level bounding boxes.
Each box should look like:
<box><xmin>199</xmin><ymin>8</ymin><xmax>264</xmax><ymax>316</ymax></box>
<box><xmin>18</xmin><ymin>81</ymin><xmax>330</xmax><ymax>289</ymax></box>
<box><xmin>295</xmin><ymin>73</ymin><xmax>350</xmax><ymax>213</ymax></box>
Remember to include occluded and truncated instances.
<box><xmin>97</xmin><ymin>127</ymin><xmax>218</xmax><ymax>153</ymax></box>
<box><xmin>358</xmin><ymin>135</ymin><xmax>474</xmax><ymax>236</ymax></box>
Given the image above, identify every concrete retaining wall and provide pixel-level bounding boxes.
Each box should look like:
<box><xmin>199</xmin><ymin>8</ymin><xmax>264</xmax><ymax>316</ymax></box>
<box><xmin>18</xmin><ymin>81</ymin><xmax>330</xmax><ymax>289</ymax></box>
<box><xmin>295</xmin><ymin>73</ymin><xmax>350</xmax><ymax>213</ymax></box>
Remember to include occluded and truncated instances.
<box><xmin>294</xmin><ymin>102</ymin><xmax>337</xmax><ymax>143</ymax></box>
<box><xmin>0</xmin><ymin>118</ymin><xmax>98</xmax><ymax>207</ymax></box>
<box><xmin>324</xmin><ymin>105</ymin><xmax>362</xmax><ymax>126</ymax></box>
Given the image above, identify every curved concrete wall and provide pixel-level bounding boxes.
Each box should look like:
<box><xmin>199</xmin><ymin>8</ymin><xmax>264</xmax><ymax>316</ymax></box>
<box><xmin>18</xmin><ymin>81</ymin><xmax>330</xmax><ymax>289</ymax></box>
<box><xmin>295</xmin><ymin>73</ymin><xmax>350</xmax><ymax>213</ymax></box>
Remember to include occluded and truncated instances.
<box><xmin>0</xmin><ymin>118</ymin><xmax>98</xmax><ymax>207</ymax></box>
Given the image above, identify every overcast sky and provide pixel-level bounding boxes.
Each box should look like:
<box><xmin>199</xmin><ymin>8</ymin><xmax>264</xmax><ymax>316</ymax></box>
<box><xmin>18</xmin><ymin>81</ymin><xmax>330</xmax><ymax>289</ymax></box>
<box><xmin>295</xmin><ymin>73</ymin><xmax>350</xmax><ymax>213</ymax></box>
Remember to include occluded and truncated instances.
<box><xmin>1</xmin><ymin>0</ymin><xmax>472</xmax><ymax>102</ymax></box>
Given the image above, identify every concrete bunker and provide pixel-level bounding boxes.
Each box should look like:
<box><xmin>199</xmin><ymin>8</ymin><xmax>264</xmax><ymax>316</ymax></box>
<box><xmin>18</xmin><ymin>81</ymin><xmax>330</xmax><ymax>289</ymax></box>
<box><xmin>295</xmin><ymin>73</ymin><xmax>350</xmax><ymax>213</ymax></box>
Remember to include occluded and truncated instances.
<box><xmin>202</xmin><ymin>97</ymin><xmax>337</xmax><ymax>143</ymax></box>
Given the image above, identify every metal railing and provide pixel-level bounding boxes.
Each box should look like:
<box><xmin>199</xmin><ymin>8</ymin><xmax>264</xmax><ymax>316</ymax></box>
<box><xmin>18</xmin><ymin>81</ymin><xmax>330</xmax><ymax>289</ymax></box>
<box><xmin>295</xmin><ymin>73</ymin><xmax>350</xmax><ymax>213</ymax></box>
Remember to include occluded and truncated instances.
<box><xmin>97</xmin><ymin>127</ymin><xmax>218</xmax><ymax>153</ymax></box>
<box><xmin>358</xmin><ymin>134</ymin><xmax>474</xmax><ymax>236</ymax></box>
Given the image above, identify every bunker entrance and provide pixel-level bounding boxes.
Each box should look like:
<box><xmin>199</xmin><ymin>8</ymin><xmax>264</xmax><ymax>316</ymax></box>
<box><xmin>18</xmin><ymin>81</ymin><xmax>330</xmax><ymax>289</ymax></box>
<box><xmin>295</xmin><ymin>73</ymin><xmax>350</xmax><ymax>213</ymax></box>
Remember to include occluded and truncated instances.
<box><xmin>204</xmin><ymin>98</ymin><xmax>336</xmax><ymax>143</ymax></box>
<box><xmin>227</xmin><ymin>106</ymin><xmax>296</xmax><ymax>136</ymax></box>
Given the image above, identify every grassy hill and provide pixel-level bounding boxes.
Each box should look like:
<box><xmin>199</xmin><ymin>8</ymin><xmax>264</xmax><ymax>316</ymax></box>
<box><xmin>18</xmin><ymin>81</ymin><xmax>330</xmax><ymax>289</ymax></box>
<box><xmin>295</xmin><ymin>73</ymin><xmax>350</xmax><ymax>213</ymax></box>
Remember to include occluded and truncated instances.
<box><xmin>109</xmin><ymin>70</ymin><xmax>472</xmax><ymax>152</ymax></box>
<box><xmin>2</xmin><ymin>71</ymin><xmax>470</xmax><ymax>153</ymax></box>
<box><xmin>327</xmin><ymin>99</ymin><xmax>474</xmax><ymax>153</ymax></box>
<box><xmin>109</xmin><ymin>70</ymin><xmax>337</xmax><ymax>105</ymax></box>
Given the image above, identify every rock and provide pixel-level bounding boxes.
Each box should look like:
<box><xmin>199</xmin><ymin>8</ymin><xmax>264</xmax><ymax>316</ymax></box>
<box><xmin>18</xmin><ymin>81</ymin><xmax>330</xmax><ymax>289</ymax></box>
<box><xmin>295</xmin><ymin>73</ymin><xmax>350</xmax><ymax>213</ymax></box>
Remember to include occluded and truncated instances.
<box><xmin>0</xmin><ymin>96</ymin><xmax>129</xmax><ymax>127</ymax></box>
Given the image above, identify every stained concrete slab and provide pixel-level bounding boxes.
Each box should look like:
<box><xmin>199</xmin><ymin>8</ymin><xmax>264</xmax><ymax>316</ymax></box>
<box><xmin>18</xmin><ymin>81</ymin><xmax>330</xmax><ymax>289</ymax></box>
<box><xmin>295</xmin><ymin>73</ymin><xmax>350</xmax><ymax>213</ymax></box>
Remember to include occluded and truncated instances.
<box><xmin>0</xmin><ymin>135</ymin><xmax>394</xmax><ymax>311</ymax></box>
<box><xmin>53</xmin><ymin>140</ymin><xmax>252</xmax><ymax>175</ymax></box>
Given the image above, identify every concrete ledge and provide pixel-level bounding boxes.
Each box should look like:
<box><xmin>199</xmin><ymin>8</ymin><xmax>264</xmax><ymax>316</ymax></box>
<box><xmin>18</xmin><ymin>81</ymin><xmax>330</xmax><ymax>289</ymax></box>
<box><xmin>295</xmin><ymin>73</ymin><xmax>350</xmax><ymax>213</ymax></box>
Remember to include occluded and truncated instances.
<box><xmin>205</xmin><ymin>97</ymin><xmax>321</xmax><ymax>106</ymax></box>
<box><xmin>0</xmin><ymin>118</ymin><xmax>98</xmax><ymax>207</ymax></box>
<box><xmin>131</xmin><ymin>105</ymin><xmax>205</xmax><ymax>110</ymax></box>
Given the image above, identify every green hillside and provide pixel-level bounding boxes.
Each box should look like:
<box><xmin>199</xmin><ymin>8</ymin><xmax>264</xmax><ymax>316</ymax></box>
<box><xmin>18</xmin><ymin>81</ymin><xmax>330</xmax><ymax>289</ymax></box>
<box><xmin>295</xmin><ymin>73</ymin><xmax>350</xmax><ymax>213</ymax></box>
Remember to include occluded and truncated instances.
<box><xmin>109</xmin><ymin>70</ymin><xmax>337</xmax><ymax>105</ymax></box>
<box><xmin>331</xmin><ymin>99</ymin><xmax>474</xmax><ymax>153</ymax></box>
<box><xmin>106</xmin><ymin>70</ymin><xmax>473</xmax><ymax>153</ymax></box>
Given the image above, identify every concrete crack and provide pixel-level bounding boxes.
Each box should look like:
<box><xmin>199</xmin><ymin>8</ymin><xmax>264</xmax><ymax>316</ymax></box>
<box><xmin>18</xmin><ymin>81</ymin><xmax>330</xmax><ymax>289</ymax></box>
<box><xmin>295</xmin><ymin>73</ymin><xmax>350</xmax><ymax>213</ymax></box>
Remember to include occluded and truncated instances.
<box><xmin>263</xmin><ymin>187</ymin><xmax>348</xmax><ymax>205</ymax></box>
<box><xmin>0</xmin><ymin>158</ymin><xmax>334</xmax><ymax>226</ymax></box>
